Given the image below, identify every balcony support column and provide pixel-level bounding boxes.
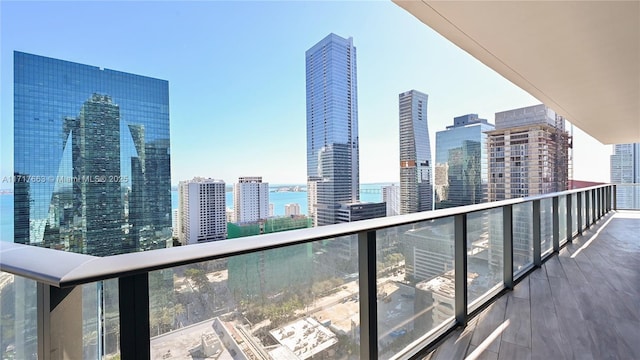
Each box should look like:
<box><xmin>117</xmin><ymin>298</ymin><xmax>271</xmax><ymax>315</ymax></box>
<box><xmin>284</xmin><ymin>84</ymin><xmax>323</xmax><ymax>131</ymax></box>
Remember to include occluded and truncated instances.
<box><xmin>552</xmin><ymin>197</ymin><xmax>560</xmax><ymax>253</ymax></box>
<box><xmin>119</xmin><ymin>273</ymin><xmax>150</xmax><ymax>360</ymax></box>
<box><xmin>613</xmin><ymin>184</ymin><xmax>617</xmax><ymax>211</ymax></box>
<box><xmin>358</xmin><ymin>230</ymin><xmax>378</xmax><ymax>360</ymax></box>
<box><xmin>577</xmin><ymin>192</ymin><xmax>583</xmax><ymax>236</ymax></box>
<box><xmin>37</xmin><ymin>284</ymin><xmax>83</xmax><ymax>360</ymax></box>
<box><xmin>454</xmin><ymin>214</ymin><xmax>468</xmax><ymax>325</ymax></box>
<box><xmin>533</xmin><ymin>200</ymin><xmax>541</xmax><ymax>266</ymax></box>
<box><xmin>566</xmin><ymin>194</ymin><xmax>573</xmax><ymax>242</ymax></box>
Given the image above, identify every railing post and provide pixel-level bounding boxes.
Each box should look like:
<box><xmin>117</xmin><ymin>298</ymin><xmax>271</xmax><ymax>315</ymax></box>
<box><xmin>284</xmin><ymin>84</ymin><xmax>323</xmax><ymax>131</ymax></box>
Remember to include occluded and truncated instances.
<box><xmin>613</xmin><ymin>184</ymin><xmax>617</xmax><ymax>210</ymax></box>
<box><xmin>592</xmin><ymin>189</ymin><xmax>597</xmax><ymax>224</ymax></box>
<box><xmin>358</xmin><ymin>231</ymin><xmax>378</xmax><ymax>360</ymax></box>
<box><xmin>119</xmin><ymin>273</ymin><xmax>150</xmax><ymax>360</ymax></box>
<box><xmin>585</xmin><ymin>190</ymin><xmax>591</xmax><ymax>228</ymax></box>
<box><xmin>503</xmin><ymin>205</ymin><xmax>514</xmax><ymax>290</ymax></box>
<box><xmin>577</xmin><ymin>192</ymin><xmax>583</xmax><ymax>236</ymax></box>
<box><xmin>566</xmin><ymin>194</ymin><xmax>573</xmax><ymax>242</ymax></box>
<box><xmin>38</xmin><ymin>284</ymin><xmax>83</xmax><ymax>360</ymax></box>
<box><xmin>455</xmin><ymin>214</ymin><xmax>468</xmax><ymax>326</ymax></box>
<box><xmin>552</xmin><ymin>196</ymin><xmax>560</xmax><ymax>253</ymax></box>
<box><xmin>533</xmin><ymin>200</ymin><xmax>541</xmax><ymax>266</ymax></box>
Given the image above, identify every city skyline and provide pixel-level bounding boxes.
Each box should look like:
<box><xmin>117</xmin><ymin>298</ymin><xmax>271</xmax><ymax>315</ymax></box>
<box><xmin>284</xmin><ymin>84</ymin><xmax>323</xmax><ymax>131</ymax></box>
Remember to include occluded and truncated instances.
<box><xmin>0</xmin><ymin>1</ymin><xmax>612</xmax><ymax>188</ymax></box>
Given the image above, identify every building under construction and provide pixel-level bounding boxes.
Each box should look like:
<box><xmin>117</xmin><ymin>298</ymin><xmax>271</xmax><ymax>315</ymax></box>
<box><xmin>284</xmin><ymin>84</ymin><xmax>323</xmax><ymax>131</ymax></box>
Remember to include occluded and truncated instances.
<box><xmin>487</xmin><ymin>104</ymin><xmax>571</xmax><ymax>201</ymax></box>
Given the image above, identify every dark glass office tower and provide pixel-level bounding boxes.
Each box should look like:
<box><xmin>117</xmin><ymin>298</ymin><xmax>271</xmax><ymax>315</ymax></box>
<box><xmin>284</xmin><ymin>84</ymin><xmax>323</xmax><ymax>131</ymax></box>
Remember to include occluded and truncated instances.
<box><xmin>306</xmin><ymin>34</ymin><xmax>359</xmax><ymax>226</ymax></box>
<box><xmin>14</xmin><ymin>51</ymin><xmax>171</xmax><ymax>256</ymax></box>
<box><xmin>434</xmin><ymin>114</ymin><xmax>494</xmax><ymax>209</ymax></box>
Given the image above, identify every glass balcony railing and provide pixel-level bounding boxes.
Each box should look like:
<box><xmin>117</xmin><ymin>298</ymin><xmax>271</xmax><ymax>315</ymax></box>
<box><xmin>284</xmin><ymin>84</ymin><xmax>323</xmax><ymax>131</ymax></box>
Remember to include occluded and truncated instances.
<box><xmin>0</xmin><ymin>185</ymin><xmax>616</xmax><ymax>360</ymax></box>
<box><xmin>614</xmin><ymin>183</ymin><xmax>640</xmax><ymax>210</ymax></box>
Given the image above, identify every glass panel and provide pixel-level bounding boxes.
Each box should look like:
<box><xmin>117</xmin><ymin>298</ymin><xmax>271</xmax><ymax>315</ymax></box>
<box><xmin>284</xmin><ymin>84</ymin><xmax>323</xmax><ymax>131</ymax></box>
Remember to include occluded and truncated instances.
<box><xmin>0</xmin><ymin>273</ymin><xmax>37</xmax><ymax>360</ymax></box>
<box><xmin>84</xmin><ymin>282</ymin><xmax>120</xmax><ymax>359</ymax></box>
<box><xmin>103</xmin><ymin>279</ymin><xmax>120</xmax><ymax>359</ymax></box>
<box><xmin>467</xmin><ymin>209</ymin><xmax>503</xmax><ymax>312</ymax></box>
<box><xmin>149</xmin><ymin>236</ymin><xmax>358</xmax><ymax>359</ymax></box>
<box><xmin>616</xmin><ymin>184</ymin><xmax>640</xmax><ymax>210</ymax></box>
<box><xmin>559</xmin><ymin>196</ymin><xmax>567</xmax><ymax>245</ymax></box>
<box><xmin>540</xmin><ymin>198</ymin><xmax>553</xmax><ymax>256</ymax></box>
<box><xmin>572</xmin><ymin>193</ymin><xmax>578</xmax><ymax>237</ymax></box>
<box><xmin>513</xmin><ymin>202</ymin><xmax>533</xmax><ymax>276</ymax></box>
<box><xmin>377</xmin><ymin>217</ymin><xmax>455</xmax><ymax>360</ymax></box>
<box><xmin>83</xmin><ymin>282</ymin><xmax>100</xmax><ymax>359</ymax></box>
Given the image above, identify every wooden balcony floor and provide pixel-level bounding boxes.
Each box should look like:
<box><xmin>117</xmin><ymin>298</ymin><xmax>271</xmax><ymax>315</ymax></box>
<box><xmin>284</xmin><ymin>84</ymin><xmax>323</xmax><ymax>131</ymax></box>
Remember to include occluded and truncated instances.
<box><xmin>423</xmin><ymin>210</ymin><xmax>640</xmax><ymax>360</ymax></box>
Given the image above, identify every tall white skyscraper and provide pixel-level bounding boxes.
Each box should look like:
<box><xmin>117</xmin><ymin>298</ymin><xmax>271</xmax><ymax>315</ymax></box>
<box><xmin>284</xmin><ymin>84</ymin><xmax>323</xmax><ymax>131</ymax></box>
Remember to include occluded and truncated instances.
<box><xmin>611</xmin><ymin>143</ymin><xmax>640</xmax><ymax>209</ymax></box>
<box><xmin>306</xmin><ymin>33</ymin><xmax>359</xmax><ymax>226</ymax></box>
<box><xmin>399</xmin><ymin>90</ymin><xmax>433</xmax><ymax>214</ymax></box>
<box><xmin>382</xmin><ymin>185</ymin><xmax>400</xmax><ymax>216</ymax></box>
<box><xmin>178</xmin><ymin>178</ymin><xmax>226</xmax><ymax>245</ymax></box>
<box><xmin>233</xmin><ymin>176</ymin><xmax>269</xmax><ymax>223</ymax></box>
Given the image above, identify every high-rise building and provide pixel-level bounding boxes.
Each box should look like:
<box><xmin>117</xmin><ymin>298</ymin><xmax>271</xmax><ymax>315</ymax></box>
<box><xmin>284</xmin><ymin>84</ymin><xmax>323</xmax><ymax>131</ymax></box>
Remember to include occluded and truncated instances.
<box><xmin>486</xmin><ymin>104</ymin><xmax>569</xmax><ymax>271</ymax></box>
<box><xmin>178</xmin><ymin>178</ymin><xmax>226</xmax><ymax>245</ymax></box>
<box><xmin>172</xmin><ymin>209</ymin><xmax>179</xmax><ymax>239</ymax></box>
<box><xmin>13</xmin><ymin>51</ymin><xmax>171</xmax><ymax>256</ymax></box>
<box><xmin>306</xmin><ymin>33</ymin><xmax>359</xmax><ymax>226</ymax></box>
<box><xmin>284</xmin><ymin>203</ymin><xmax>301</xmax><ymax>217</ymax></box>
<box><xmin>335</xmin><ymin>202</ymin><xmax>386</xmax><ymax>223</ymax></box>
<box><xmin>233</xmin><ymin>176</ymin><xmax>269</xmax><ymax>223</ymax></box>
<box><xmin>382</xmin><ymin>184</ymin><xmax>400</xmax><ymax>216</ymax></box>
<box><xmin>435</xmin><ymin>114</ymin><xmax>494</xmax><ymax>209</ymax></box>
<box><xmin>399</xmin><ymin>90</ymin><xmax>433</xmax><ymax>214</ymax></box>
<box><xmin>487</xmin><ymin>104</ymin><xmax>570</xmax><ymax>201</ymax></box>
<box><xmin>610</xmin><ymin>143</ymin><xmax>640</xmax><ymax>209</ymax></box>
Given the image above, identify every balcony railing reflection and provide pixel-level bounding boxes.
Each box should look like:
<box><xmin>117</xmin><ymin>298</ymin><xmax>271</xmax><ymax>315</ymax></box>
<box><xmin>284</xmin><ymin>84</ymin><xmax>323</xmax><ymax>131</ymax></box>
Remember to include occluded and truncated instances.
<box><xmin>0</xmin><ymin>185</ymin><xmax>615</xmax><ymax>360</ymax></box>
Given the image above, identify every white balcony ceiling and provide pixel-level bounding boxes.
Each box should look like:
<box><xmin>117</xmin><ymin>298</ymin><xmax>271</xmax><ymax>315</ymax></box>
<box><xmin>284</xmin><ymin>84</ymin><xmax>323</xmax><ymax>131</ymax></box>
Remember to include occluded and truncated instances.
<box><xmin>394</xmin><ymin>0</ymin><xmax>640</xmax><ymax>144</ymax></box>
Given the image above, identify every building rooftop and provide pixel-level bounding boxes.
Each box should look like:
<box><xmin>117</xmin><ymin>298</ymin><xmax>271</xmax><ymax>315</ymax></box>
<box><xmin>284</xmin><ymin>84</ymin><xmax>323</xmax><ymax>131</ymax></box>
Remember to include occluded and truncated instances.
<box><xmin>270</xmin><ymin>317</ymin><xmax>338</xmax><ymax>359</ymax></box>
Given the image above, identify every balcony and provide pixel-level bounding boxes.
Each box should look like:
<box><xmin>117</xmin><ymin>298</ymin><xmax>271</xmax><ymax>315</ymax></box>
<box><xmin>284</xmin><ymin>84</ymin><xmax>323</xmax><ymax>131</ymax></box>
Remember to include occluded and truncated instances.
<box><xmin>2</xmin><ymin>184</ymin><xmax>636</xmax><ymax>360</ymax></box>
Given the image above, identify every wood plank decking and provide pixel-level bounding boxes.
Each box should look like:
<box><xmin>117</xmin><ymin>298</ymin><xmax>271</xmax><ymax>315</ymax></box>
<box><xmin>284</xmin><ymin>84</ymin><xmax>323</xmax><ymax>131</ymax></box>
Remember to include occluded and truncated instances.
<box><xmin>423</xmin><ymin>210</ymin><xmax>640</xmax><ymax>360</ymax></box>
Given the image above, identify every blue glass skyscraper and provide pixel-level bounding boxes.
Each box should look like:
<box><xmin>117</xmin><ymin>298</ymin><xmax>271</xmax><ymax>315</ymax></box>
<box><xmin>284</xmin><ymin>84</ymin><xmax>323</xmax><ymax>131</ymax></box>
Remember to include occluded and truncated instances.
<box><xmin>13</xmin><ymin>51</ymin><xmax>171</xmax><ymax>256</ymax></box>
<box><xmin>434</xmin><ymin>114</ymin><xmax>494</xmax><ymax>209</ymax></box>
<box><xmin>306</xmin><ymin>34</ymin><xmax>359</xmax><ymax>226</ymax></box>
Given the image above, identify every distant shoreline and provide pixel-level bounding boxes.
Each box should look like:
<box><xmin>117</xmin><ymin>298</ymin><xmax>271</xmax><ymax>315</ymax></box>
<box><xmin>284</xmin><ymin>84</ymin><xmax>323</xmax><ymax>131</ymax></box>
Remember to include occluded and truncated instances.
<box><xmin>2</xmin><ymin>182</ymin><xmax>399</xmax><ymax>195</ymax></box>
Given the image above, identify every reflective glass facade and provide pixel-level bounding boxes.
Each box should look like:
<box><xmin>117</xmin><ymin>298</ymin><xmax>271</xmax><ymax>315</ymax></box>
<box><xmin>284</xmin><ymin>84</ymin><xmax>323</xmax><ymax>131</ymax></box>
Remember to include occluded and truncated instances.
<box><xmin>306</xmin><ymin>34</ymin><xmax>359</xmax><ymax>226</ymax></box>
<box><xmin>14</xmin><ymin>51</ymin><xmax>171</xmax><ymax>256</ymax></box>
<box><xmin>434</xmin><ymin>114</ymin><xmax>494</xmax><ymax>209</ymax></box>
<box><xmin>610</xmin><ymin>143</ymin><xmax>640</xmax><ymax>209</ymax></box>
<box><xmin>399</xmin><ymin>90</ymin><xmax>432</xmax><ymax>214</ymax></box>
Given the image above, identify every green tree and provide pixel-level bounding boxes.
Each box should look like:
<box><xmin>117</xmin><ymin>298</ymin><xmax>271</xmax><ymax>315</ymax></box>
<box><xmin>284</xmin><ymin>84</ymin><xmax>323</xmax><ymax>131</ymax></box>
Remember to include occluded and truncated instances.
<box><xmin>185</xmin><ymin>268</ymin><xmax>209</xmax><ymax>292</ymax></box>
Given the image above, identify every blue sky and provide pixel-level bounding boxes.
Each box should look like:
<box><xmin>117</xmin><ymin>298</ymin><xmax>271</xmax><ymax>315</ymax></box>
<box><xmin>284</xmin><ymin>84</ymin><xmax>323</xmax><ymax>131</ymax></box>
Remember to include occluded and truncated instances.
<box><xmin>0</xmin><ymin>0</ymin><xmax>611</xmax><ymax>186</ymax></box>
